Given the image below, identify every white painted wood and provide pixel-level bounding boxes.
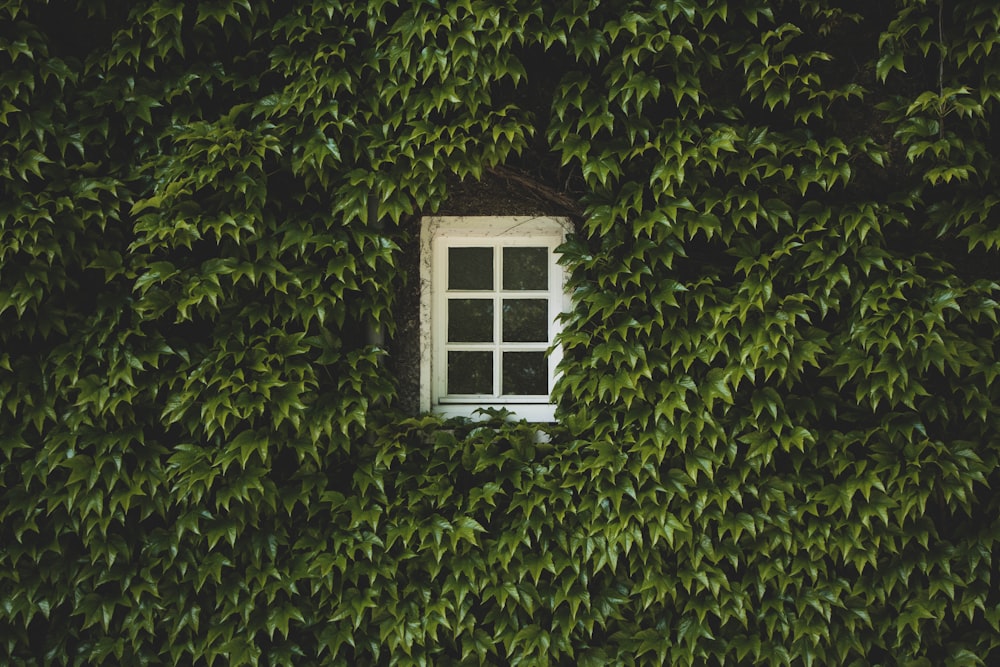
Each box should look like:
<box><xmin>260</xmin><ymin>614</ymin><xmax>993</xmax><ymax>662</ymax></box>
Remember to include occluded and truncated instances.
<box><xmin>420</xmin><ymin>216</ymin><xmax>572</xmax><ymax>422</ymax></box>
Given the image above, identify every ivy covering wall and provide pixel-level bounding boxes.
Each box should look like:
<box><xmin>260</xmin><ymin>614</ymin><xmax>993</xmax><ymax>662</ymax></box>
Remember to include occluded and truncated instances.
<box><xmin>2</xmin><ymin>0</ymin><xmax>999</xmax><ymax>664</ymax></box>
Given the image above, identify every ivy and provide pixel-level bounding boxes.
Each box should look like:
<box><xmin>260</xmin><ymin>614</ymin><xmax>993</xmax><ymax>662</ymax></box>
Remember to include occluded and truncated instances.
<box><xmin>1</xmin><ymin>0</ymin><xmax>999</xmax><ymax>664</ymax></box>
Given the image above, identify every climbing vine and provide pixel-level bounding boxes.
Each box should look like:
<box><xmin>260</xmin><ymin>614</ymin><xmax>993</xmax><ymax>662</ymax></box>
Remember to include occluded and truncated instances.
<box><xmin>1</xmin><ymin>0</ymin><xmax>998</xmax><ymax>664</ymax></box>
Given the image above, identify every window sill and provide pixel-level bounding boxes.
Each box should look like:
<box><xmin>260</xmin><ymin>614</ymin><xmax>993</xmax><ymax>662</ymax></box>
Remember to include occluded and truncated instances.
<box><xmin>431</xmin><ymin>402</ymin><xmax>556</xmax><ymax>423</ymax></box>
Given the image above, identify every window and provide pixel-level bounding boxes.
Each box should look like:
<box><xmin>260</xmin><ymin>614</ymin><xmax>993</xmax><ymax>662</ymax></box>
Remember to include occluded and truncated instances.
<box><xmin>420</xmin><ymin>216</ymin><xmax>571</xmax><ymax>421</ymax></box>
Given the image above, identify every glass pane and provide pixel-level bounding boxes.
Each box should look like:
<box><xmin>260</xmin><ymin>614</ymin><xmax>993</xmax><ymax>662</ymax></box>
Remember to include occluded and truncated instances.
<box><xmin>502</xmin><ymin>352</ymin><xmax>547</xmax><ymax>395</ymax></box>
<box><xmin>502</xmin><ymin>299</ymin><xmax>548</xmax><ymax>342</ymax></box>
<box><xmin>448</xmin><ymin>351</ymin><xmax>493</xmax><ymax>394</ymax></box>
<box><xmin>449</xmin><ymin>247</ymin><xmax>493</xmax><ymax>290</ymax></box>
<box><xmin>448</xmin><ymin>299</ymin><xmax>493</xmax><ymax>342</ymax></box>
<box><xmin>503</xmin><ymin>247</ymin><xmax>548</xmax><ymax>290</ymax></box>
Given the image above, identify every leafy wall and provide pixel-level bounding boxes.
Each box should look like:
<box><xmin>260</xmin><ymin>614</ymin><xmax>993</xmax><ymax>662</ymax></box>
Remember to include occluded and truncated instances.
<box><xmin>2</xmin><ymin>0</ymin><xmax>999</xmax><ymax>664</ymax></box>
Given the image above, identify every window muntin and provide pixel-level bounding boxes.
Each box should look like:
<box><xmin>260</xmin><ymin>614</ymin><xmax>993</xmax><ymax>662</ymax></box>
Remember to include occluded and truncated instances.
<box><xmin>440</xmin><ymin>242</ymin><xmax>553</xmax><ymax>401</ymax></box>
<box><xmin>421</xmin><ymin>216</ymin><xmax>571</xmax><ymax>422</ymax></box>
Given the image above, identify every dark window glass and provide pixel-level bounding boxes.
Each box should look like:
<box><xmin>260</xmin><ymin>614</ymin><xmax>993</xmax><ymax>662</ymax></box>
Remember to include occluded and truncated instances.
<box><xmin>449</xmin><ymin>247</ymin><xmax>493</xmax><ymax>290</ymax></box>
<box><xmin>448</xmin><ymin>351</ymin><xmax>493</xmax><ymax>394</ymax></box>
<box><xmin>449</xmin><ymin>299</ymin><xmax>493</xmax><ymax>342</ymax></box>
<box><xmin>502</xmin><ymin>299</ymin><xmax>548</xmax><ymax>342</ymax></box>
<box><xmin>502</xmin><ymin>247</ymin><xmax>548</xmax><ymax>290</ymax></box>
<box><xmin>502</xmin><ymin>352</ymin><xmax>547</xmax><ymax>395</ymax></box>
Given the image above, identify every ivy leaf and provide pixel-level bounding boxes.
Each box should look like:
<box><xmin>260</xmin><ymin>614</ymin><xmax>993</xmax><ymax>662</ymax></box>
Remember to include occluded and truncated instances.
<box><xmin>876</xmin><ymin>50</ymin><xmax>906</xmax><ymax>81</ymax></box>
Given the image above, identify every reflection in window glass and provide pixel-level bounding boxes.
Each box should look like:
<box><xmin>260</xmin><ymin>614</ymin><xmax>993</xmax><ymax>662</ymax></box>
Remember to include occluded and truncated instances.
<box><xmin>449</xmin><ymin>247</ymin><xmax>493</xmax><ymax>290</ymax></box>
<box><xmin>449</xmin><ymin>299</ymin><xmax>493</xmax><ymax>342</ymax></box>
<box><xmin>502</xmin><ymin>351</ymin><xmax>547</xmax><ymax>395</ymax></box>
<box><xmin>502</xmin><ymin>299</ymin><xmax>548</xmax><ymax>342</ymax></box>
<box><xmin>448</xmin><ymin>351</ymin><xmax>493</xmax><ymax>394</ymax></box>
<box><xmin>503</xmin><ymin>247</ymin><xmax>548</xmax><ymax>290</ymax></box>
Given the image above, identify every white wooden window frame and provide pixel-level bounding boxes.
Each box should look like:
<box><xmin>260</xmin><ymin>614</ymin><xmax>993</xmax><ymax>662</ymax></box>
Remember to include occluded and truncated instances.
<box><xmin>420</xmin><ymin>216</ymin><xmax>572</xmax><ymax>422</ymax></box>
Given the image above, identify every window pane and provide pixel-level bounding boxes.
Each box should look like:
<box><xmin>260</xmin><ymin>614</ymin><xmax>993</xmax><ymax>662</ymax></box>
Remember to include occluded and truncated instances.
<box><xmin>503</xmin><ymin>247</ymin><xmax>548</xmax><ymax>290</ymax></box>
<box><xmin>449</xmin><ymin>299</ymin><xmax>493</xmax><ymax>342</ymax></box>
<box><xmin>448</xmin><ymin>351</ymin><xmax>493</xmax><ymax>394</ymax></box>
<box><xmin>449</xmin><ymin>247</ymin><xmax>493</xmax><ymax>290</ymax></box>
<box><xmin>502</xmin><ymin>299</ymin><xmax>548</xmax><ymax>342</ymax></box>
<box><xmin>503</xmin><ymin>352</ymin><xmax>547</xmax><ymax>395</ymax></box>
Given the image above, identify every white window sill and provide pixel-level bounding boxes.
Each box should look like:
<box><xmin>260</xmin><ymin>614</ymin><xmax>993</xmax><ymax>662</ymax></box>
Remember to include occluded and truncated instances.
<box><xmin>431</xmin><ymin>402</ymin><xmax>557</xmax><ymax>423</ymax></box>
